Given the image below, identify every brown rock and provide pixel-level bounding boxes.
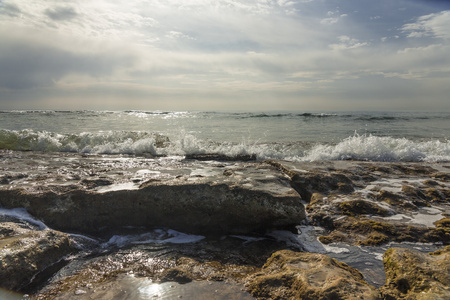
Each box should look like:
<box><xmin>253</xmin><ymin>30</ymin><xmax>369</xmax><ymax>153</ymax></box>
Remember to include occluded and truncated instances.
<box><xmin>290</xmin><ymin>172</ymin><xmax>354</xmax><ymax>202</ymax></box>
<box><xmin>246</xmin><ymin>250</ymin><xmax>380</xmax><ymax>300</ymax></box>
<box><xmin>380</xmin><ymin>246</ymin><xmax>450</xmax><ymax>299</ymax></box>
<box><xmin>339</xmin><ymin>199</ymin><xmax>391</xmax><ymax>217</ymax></box>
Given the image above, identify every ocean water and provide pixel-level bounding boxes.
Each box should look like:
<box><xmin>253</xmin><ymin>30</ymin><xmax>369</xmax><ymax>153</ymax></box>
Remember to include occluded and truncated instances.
<box><xmin>0</xmin><ymin>110</ymin><xmax>449</xmax><ymax>162</ymax></box>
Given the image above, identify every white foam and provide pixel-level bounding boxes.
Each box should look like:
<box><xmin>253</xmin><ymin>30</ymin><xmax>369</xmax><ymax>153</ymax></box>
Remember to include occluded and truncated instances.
<box><xmin>2</xmin><ymin>129</ymin><xmax>449</xmax><ymax>162</ymax></box>
<box><xmin>102</xmin><ymin>229</ymin><xmax>204</xmax><ymax>248</ymax></box>
<box><xmin>229</xmin><ymin>235</ymin><xmax>266</xmax><ymax>243</ymax></box>
<box><xmin>96</xmin><ymin>182</ymin><xmax>139</xmax><ymax>193</ymax></box>
<box><xmin>383</xmin><ymin>206</ymin><xmax>444</xmax><ymax>227</ymax></box>
<box><xmin>269</xmin><ymin>226</ymin><xmax>350</xmax><ymax>254</ymax></box>
<box><xmin>0</xmin><ymin>207</ymin><xmax>47</xmax><ymax>230</ymax></box>
<box><xmin>190</xmin><ymin>168</ymin><xmax>221</xmax><ymax>177</ymax></box>
<box><xmin>410</xmin><ymin>208</ymin><xmax>444</xmax><ymax>228</ymax></box>
<box><xmin>301</xmin><ymin>134</ymin><xmax>450</xmax><ymax>162</ymax></box>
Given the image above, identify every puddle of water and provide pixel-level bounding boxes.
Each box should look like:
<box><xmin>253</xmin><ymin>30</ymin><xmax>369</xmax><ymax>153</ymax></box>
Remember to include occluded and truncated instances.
<box><xmin>0</xmin><ymin>289</ymin><xmax>27</xmax><ymax>300</ymax></box>
<box><xmin>53</xmin><ymin>275</ymin><xmax>254</xmax><ymax>299</ymax></box>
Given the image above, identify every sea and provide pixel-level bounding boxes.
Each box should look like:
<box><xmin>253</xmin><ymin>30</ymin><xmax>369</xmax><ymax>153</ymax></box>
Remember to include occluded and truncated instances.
<box><xmin>0</xmin><ymin>110</ymin><xmax>449</xmax><ymax>162</ymax></box>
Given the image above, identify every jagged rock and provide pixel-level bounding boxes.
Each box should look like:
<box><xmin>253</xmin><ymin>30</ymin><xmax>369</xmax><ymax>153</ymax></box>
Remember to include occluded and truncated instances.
<box><xmin>290</xmin><ymin>172</ymin><xmax>354</xmax><ymax>202</ymax></box>
<box><xmin>80</xmin><ymin>178</ymin><xmax>113</xmax><ymax>188</ymax></box>
<box><xmin>376</xmin><ymin>190</ymin><xmax>416</xmax><ymax>210</ymax></box>
<box><xmin>339</xmin><ymin>199</ymin><xmax>391</xmax><ymax>217</ymax></box>
<box><xmin>380</xmin><ymin>246</ymin><xmax>450</xmax><ymax>299</ymax></box>
<box><xmin>318</xmin><ymin>217</ymin><xmax>449</xmax><ymax>246</ymax></box>
<box><xmin>246</xmin><ymin>250</ymin><xmax>380</xmax><ymax>300</ymax></box>
<box><xmin>0</xmin><ymin>222</ymin><xmax>74</xmax><ymax>291</ymax></box>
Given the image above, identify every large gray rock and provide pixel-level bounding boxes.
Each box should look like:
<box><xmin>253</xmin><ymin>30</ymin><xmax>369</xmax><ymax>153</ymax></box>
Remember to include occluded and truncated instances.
<box><xmin>0</xmin><ymin>162</ymin><xmax>305</xmax><ymax>235</ymax></box>
<box><xmin>0</xmin><ymin>222</ymin><xmax>74</xmax><ymax>291</ymax></box>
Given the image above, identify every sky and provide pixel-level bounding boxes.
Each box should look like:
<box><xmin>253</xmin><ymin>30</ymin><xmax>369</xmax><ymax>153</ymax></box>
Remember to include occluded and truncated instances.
<box><xmin>0</xmin><ymin>0</ymin><xmax>450</xmax><ymax>111</ymax></box>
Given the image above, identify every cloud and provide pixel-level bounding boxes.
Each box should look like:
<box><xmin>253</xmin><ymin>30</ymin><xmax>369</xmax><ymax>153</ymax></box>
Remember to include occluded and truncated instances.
<box><xmin>0</xmin><ymin>0</ymin><xmax>450</xmax><ymax>111</ymax></box>
<box><xmin>44</xmin><ymin>6</ymin><xmax>78</xmax><ymax>21</ymax></box>
<box><xmin>0</xmin><ymin>2</ymin><xmax>21</xmax><ymax>17</ymax></box>
<box><xmin>0</xmin><ymin>28</ymin><xmax>135</xmax><ymax>90</ymax></box>
<box><xmin>329</xmin><ymin>35</ymin><xmax>369</xmax><ymax>50</ymax></box>
<box><xmin>320</xmin><ymin>10</ymin><xmax>348</xmax><ymax>25</ymax></box>
<box><xmin>402</xmin><ymin>10</ymin><xmax>450</xmax><ymax>39</ymax></box>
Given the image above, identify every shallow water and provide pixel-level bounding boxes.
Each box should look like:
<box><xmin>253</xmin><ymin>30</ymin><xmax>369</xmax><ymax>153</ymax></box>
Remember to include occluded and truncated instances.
<box><xmin>0</xmin><ymin>289</ymin><xmax>26</xmax><ymax>300</ymax></box>
<box><xmin>52</xmin><ymin>275</ymin><xmax>255</xmax><ymax>300</ymax></box>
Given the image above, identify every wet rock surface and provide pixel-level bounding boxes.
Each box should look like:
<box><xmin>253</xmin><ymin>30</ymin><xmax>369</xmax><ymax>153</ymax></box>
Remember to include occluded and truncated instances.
<box><xmin>0</xmin><ymin>151</ymin><xmax>449</xmax><ymax>298</ymax></box>
<box><xmin>380</xmin><ymin>246</ymin><xmax>450</xmax><ymax>299</ymax></box>
<box><xmin>271</xmin><ymin>160</ymin><xmax>450</xmax><ymax>246</ymax></box>
<box><xmin>33</xmin><ymin>236</ymin><xmax>287</xmax><ymax>299</ymax></box>
<box><xmin>0</xmin><ymin>222</ymin><xmax>74</xmax><ymax>292</ymax></box>
<box><xmin>246</xmin><ymin>250</ymin><xmax>380</xmax><ymax>300</ymax></box>
<box><xmin>0</xmin><ymin>152</ymin><xmax>304</xmax><ymax>235</ymax></box>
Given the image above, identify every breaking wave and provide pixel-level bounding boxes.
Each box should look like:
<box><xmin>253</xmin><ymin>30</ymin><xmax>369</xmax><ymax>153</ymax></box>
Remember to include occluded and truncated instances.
<box><xmin>0</xmin><ymin>129</ymin><xmax>449</xmax><ymax>162</ymax></box>
<box><xmin>301</xmin><ymin>134</ymin><xmax>450</xmax><ymax>162</ymax></box>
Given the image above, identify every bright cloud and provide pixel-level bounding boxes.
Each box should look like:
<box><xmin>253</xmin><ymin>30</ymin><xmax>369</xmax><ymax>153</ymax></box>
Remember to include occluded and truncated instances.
<box><xmin>402</xmin><ymin>10</ymin><xmax>450</xmax><ymax>39</ymax></box>
<box><xmin>0</xmin><ymin>0</ymin><xmax>450</xmax><ymax>111</ymax></box>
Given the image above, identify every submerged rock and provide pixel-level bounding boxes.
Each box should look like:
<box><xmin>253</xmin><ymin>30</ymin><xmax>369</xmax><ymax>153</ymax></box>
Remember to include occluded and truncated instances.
<box><xmin>380</xmin><ymin>246</ymin><xmax>450</xmax><ymax>299</ymax></box>
<box><xmin>246</xmin><ymin>249</ymin><xmax>380</xmax><ymax>300</ymax></box>
<box><xmin>0</xmin><ymin>222</ymin><xmax>74</xmax><ymax>292</ymax></box>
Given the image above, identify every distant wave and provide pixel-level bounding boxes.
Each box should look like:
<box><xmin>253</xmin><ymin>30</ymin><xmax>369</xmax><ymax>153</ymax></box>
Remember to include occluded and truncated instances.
<box><xmin>1</xmin><ymin>130</ymin><xmax>449</xmax><ymax>162</ymax></box>
<box><xmin>231</xmin><ymin>112</ymin><xmax>339</xmax><ymax>119</ymax></box>
<box><xmin>354</xmin><ymin>116</ymin><xmax>410</xmax><ymax>121</ymax></box>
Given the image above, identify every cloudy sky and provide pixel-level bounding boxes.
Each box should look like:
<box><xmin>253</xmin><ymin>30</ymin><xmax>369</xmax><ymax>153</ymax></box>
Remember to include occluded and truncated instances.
<box><xmin>1</xmin><ymin>0</ymin><xmax>450</xmax><ymax>111</ymax></box>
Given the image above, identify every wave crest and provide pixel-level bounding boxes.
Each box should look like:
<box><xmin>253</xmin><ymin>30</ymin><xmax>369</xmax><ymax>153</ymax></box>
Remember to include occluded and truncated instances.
<box><xmin>302</xmin><ymin>134</ymin><xmax>450</xmax><ymax>162</ymax></box>
<box><xmin>1</xmin><ymin>130</ymin><xmax>449</xmax><ymax>162</ymax></box>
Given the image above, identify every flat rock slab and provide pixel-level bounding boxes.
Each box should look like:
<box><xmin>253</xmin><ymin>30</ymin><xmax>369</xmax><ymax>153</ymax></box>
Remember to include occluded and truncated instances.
<box><xmin>0</xmin><ymin>151</ymin><xmax>305</xmax><ymax>235</ymax></box>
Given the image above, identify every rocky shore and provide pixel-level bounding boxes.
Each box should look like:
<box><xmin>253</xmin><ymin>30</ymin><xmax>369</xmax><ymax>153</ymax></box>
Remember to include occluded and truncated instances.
<box><xmin>0</xmin><ymin>150</ymin><xmax>449</xmax><ymax>299</ymax></box>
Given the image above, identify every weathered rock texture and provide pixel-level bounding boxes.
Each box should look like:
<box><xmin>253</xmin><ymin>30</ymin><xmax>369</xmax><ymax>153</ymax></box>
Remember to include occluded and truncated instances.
<box><xmin>246</xmin><ymin>250</ymin><xmax>380</xmax><ymax>300</ymax></box>
<box><xmin>268</xmin><ymin>160</ymin><xmax>450</xmax><ymax>246</ymax></box>
<box><xmin>0</xmin><ymin>158</ymin><xmax>305</xmax><ymax>236</ymax></box>
<box><xmin>0</xmin><ymin>180</ymin><xmax>304</xmax><ymax>235</ymax></box>
<box><xmin>0</xmin><ymin>222</ymin><xmax>74</xmax><ymax>291</ymax></box>
<box><xmin>380</xmin><ymin>246</ymin><xmax>450</xmax><ymax>300</ymax></box>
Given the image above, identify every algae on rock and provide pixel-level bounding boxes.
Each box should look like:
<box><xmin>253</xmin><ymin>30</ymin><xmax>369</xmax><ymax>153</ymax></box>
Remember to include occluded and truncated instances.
<box><xmin>380</xmin><ymin>246</ymin><xmax>450</xmax><ymax>300</ymax></box>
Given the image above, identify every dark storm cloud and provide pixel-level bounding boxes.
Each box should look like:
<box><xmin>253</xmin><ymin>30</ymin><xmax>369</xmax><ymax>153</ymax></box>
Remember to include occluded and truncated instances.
<box><xmin>44</xmin><ymin>6</ymin><xmax>78</xmax><ymax>21</ymax></box>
